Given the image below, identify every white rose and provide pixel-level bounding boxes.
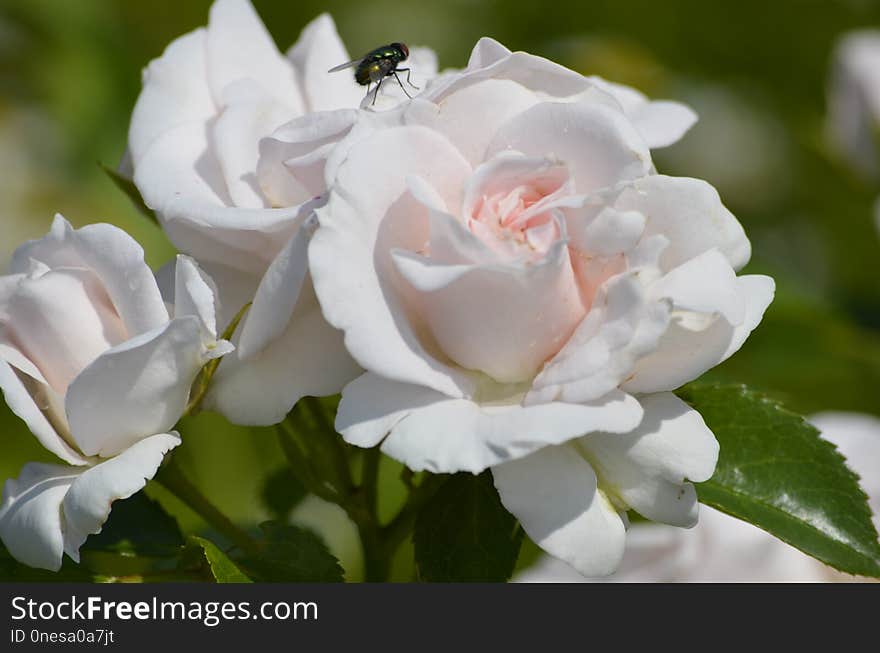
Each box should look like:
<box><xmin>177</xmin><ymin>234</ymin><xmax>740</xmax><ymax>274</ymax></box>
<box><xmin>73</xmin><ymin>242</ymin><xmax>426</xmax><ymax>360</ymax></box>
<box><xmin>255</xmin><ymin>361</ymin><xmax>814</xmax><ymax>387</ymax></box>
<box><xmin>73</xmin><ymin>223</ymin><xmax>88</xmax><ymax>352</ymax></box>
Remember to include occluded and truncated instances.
<box><xmin>127</xmin><ymin>0</ymin><xmax>436</xmax><ymax>424</ymax></box>
<box><xmin>826</xmin><ymin>30</ymin><xmax>880</xmax><ymax>180</ymax></box>
<box><xmin>310</xmin><ymin>38</ymin><xmax>775</xmax><ymax>575</ymax></box>
<box><xmin>516</xmin><ymin>412</ymin><xmax>880</xmax><ymax>582</ymax></box>
<box><xmin>0</xmin><ymin>216</ymin><xmax>230</xmax><ymax>570</ymax></box>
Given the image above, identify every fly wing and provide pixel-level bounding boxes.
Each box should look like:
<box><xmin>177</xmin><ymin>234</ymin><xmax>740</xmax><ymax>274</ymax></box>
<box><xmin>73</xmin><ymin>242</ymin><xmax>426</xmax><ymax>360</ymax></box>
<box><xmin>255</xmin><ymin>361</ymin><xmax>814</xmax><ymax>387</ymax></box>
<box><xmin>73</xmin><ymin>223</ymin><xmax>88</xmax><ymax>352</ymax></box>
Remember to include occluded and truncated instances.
<box><xmin>327</xmin><ymin>58</ymin><xmax>363</xmax><ymax>73</ymax></box>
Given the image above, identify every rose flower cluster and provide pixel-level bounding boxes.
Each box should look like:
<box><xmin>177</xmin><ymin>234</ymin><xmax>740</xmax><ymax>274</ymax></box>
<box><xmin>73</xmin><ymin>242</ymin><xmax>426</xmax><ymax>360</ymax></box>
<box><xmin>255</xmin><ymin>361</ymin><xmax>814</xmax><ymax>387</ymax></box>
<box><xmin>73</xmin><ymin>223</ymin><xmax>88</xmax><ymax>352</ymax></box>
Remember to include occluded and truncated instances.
<box><xmin>0</xmin><ymin>0</ymin><xmax>772</xmax><ymax>576</ymax></box>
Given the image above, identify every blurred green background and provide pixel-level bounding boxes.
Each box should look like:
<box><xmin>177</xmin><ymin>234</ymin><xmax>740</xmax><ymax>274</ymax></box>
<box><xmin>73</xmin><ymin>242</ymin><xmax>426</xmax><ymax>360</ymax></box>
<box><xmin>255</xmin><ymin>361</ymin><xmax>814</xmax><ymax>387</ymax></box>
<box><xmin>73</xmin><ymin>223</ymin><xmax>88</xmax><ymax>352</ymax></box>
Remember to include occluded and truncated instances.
<box><xmin>2</xmin><ymin>0</ymin><xmax>880</xmax><ymax>580</ymax></box>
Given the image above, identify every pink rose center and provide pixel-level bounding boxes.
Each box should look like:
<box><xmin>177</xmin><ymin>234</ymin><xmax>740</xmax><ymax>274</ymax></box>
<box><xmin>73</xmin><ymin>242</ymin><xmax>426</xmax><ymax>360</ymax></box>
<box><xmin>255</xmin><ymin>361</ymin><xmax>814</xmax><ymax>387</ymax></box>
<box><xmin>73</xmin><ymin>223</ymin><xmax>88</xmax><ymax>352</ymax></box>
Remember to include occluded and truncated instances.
<box><xmin>464</xmin><ymin>160</ymin><xmax>570</xmax><ymax>262</ymax></box>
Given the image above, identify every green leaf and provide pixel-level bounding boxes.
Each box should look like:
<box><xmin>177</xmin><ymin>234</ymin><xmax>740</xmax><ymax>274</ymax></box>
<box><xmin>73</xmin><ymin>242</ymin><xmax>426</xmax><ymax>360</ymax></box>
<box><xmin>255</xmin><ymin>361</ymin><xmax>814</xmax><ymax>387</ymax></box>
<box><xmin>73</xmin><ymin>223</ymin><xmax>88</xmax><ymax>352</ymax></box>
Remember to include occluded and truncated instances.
<box><xmin>78</xmin><ymin>491</ymin><xmax>186</xmax><ymax>579</ymax></box>
<box><xmin>0</xmin><ymin>543</ymin><xmax>93</xmax><ymax>582</ymax></box>
<box><xmin>260</xmin><ymin>467</ymin><xmax>307</xmax><ymax>520</ymax></box>
<box><xmin>83</xmin><ymin>491</ymin><xmax>184</xmax><ymax>557</ymax></box>
<box><xmin>99</xmin><ymin>162</ymin><xmax>158</xmax><ymax>225</ymax></box>
<box><xmin>678</xmin><ymin>383</ymin><xmax>880</xmax><ymax>578</ymax></box>
<box><xmin>239</xmin><ymin>521</ymin><xmax>344</xmax><ymax>582</ymax></box>
<box><xmin>414</xmin><ymin>471</ymin><xmax>523</xmax><ymax>582</ymax></box>
<box><xmin>184</xmin><ymin>536</ymin><xmax>252</xmax><ymax>583</ymax></box>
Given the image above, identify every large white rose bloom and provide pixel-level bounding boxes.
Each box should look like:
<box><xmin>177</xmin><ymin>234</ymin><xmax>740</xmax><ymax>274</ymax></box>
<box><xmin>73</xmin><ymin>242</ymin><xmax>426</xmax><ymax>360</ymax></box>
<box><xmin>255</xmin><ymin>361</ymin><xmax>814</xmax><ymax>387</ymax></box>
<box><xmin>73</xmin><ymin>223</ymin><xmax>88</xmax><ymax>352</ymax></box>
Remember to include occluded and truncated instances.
<box><xmin>126</xmin><ymin>0</ymin><xmax>437</xmax><ymax>424</ymax></box>
<box><xmin>0</xmin><ymin>216</ymin><xmax>230</xmax><ymax>570</ymax></box>
<box><xmin>516</xmin><ymin>412</ymin><xmax>880</xmax><ymax>582</ymax></box>
<box><xmin>310</xmin><ymin>38</ymin><xmax>775</xmax><ymax>576</ymax></box>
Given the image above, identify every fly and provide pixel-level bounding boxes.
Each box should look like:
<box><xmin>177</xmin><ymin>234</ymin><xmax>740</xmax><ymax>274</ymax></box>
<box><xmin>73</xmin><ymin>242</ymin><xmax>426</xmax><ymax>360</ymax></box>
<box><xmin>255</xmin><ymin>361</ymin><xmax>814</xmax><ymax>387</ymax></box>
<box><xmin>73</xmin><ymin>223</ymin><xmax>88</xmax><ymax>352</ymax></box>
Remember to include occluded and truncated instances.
<box><xmin>328</xmin><ymin>42</ymin><xmax>418</xmax><ymax>105</ymax></box>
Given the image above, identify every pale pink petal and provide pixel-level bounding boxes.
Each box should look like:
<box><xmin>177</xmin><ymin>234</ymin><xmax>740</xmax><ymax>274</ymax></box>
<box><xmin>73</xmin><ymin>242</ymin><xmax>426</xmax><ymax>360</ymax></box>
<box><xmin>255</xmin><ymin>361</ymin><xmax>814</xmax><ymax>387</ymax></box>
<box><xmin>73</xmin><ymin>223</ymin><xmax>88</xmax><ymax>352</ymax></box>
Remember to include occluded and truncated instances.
<box><xmin>5</xmin><ymin>268</ymin><xmax>127</xmax><ymax>393</ymax></box>
<box><xmin>205</xmin><ymin>0</ymin><xmax>303</xmax><ymax>112</ymax></box>
<box><xmin>568</xmin><ymin>206</ymin><xmax>646</xmax><ymax>257</ymax></box>
<box><xmin>287</xmin><ymin>13</ymin><xmax>363</xmax><ymax>112</ymax></box>
<box><xmin>526</xmin><ymin>272</ymin><xmax>671</xmax><ymax>405</ymax></box>
<box><xmin>135</xmin><ymin>121</ymin><xmax>302</xmax><ymax>271</ymax></box>
<box><xmin>486</xmin><ymin>102</ymin><xmax>652</xmax><ymax>194</ymax></box>
<box><xmin>11</xmin><ymin>216</ymin><xmax>169</xmax><ymax>335</ymax></box>
<box><xmin>62</xmin><ymin>432</ymin><xmax>181</xmax><ymax>561</ymax></box>
<box><xmin>622</xmin><ymin>275</ymin><xmax>774</xmax><ymax>394</ymax></box>
<box><xmin>391</xmin><ymin>239</ymin><xmax>586</xmax><ymax>383</ymax></box>
<box><xmin>208</xmin><ymin>285</ymin><xmax>361</xmax><ymax>426</ymax></box>
<box><xmin>587</xmin><ymin>77</ymin><xmax>697</xmax><ymax>149</ymax></box>
<box><xmin>374</xmin><ymin>385</ymin><xmax>643</xmax><ymax>473</ymax></box>
<box><xmin>0</xmin><ymin>463</ymin><xmax>79</xmax><ymax>571</ymax></box>
<box><xmin>236</xmin><ymin>213</ymin><xmax>312</xmax><ymax>359</ymax></box>
<box><xmin>310</xmin><ymin>125</ymin><xmax>474</xmax><ymax>398</ymax></box>
<box><xmin>212</xmin><ymin>79</ymin><xmax>298</xmax><ymax>208</ymax></box>
<box><xmin>335</xmin><ymin>372</ymin><xmax>444</xmax><ymax>448</ymax></box>
<box><xmin>492</xmin><ymin>444</ymin><xmax>627</xmax><ymax>576</ymax></box>
<box><xmin>408</xmin><ymin>78</ymin><xmax>539</xmax><ymax>166</ymax></box>
<box><xmin>649</xmin><ymin>249</ymin><xmax>745</xmax><ymax>326</ymax></box>
<box><xmin>466</xmin><ymin>37</ymin><xmax>511</xmax><ymax>68</ymax></box>
<box><xmin>0</xmin><ymin>359</ymin><xmax>86</xmax><ymax>465</ymax></box>
<box><xmin>614</xmin><ymin>175</ymin><xmax>751</xmax><ymax>272</ymax></box>
<box><xmin>65</xmin><ymin>318</ymin><xmax>205</xmax><ymax>457</ymax></box>
<box><xmin>257</xmin><ymin>109</ymin><xmax>358</xmax><ymax>206</ymax></box>
<box><xmin>128</xmin><ymin>28</ymin><xmax>214</xmax><ymax>165</ymax></box>
<box><xmin>173</xmin><ymin>255</ymin><xmax>221</xmax><ymax>340</ymax></box>
<box><xmin>580</xmin><ymin>392</ymin><xmax>718</xmax><ymax>527</ymax></box>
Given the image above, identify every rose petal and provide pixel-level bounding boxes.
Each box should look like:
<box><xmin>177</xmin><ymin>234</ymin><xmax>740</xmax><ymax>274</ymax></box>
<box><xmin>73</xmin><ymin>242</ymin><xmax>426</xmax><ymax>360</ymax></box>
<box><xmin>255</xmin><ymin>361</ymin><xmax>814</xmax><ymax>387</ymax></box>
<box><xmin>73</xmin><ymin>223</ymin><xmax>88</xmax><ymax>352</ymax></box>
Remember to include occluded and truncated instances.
<box><xmin>11</xmin><ymin>216</ymin><xmax>169</xmax><ymax>335</ymax></box>
<box><xmin>196</xmin><ymin>261</ymin><xmax>262</xmax><ymax>329</ymax></box>
<box><xmin>62</xmin><ymin>432</ymin><xmax>181</xmax><ymax>561</ymax></box>
<box><xmin>236</xmin><ymin>212</ymin><xmax>313</xmax><ymax>359</ymax></box>
<box><xmin>0</xmin><ymin>359</ymin><xmax>85</xmax><ymax>465</ymax></box>
<box><xmin>466</xmin><ymin>37</ymin><xmax>512</xmax><ymax>68</ymax></box>
<box><xmin>622</xmin><ymin>275</ymin><xmax>774</xmax><ymax>394</ymax></box>
<box><xmin>614</xmin><ymin>175</ymin><xmax>751</xmax><ymax>272</ymax></box>
<box><xmin>212</xmin><ymin>79</ymin><xmax>297</xmax><ymax>208</ymax></box>
<box><xmin>526</xmin><ymin>272</ymin><xmax>671</xmax><ymax>405</ymax></box>
<box><xmin>486</xmin><ymin>101</ymin><xmax>652</xmax><ymax>194</ymax></box>
<box><xmin>580</xmin><ymin>392</ymin><xmax>718</xmax><ymax>527</ymax></box>
<box><xmin>338</xmin><ymin>370</ymin><xmax>643</xmax><ymax>473</ymax></box>
<box><xmin>391</xmin><ymin>238</ymin><xmax>587</xmax><ymax>384</ymax></box>
<box><xmin>287</xmin><ymin>13</ymin><xmax>364</xmax><ymax>112</ymax></box>
<box><xmin>208</xmin><ymin>284</ymin><xmax>361</xmax><ymax>426</ymax></box>
<box><xmin>5</xmin><ymin>267</ymin><xmax>128</xmax><ymax>394</ymax></box>
<box><xmin>205</xmin><ymin>0</ymin><xmax>303</xmax><ymax>112</ymax></box>
<box><xmin>650</xmin><ymin>248</ymin><xmax>745</xmax><ymax>326</ymax></box>
<box><xmin>492</xmin><ymin>443</ymin><xmax>627</xmax><ymax>576</ymax></box>
<box><xmin>65</xmin><ymin>317</ymin><xmax>205</xmax><ymax>457</ymax></box>
<box><xmin>567</xmin><ymin>206</ymin><xmax>646</xmax><ymax>257</ymax></box>
<box><xmin>409</xmin><ymin>78</ymin><xmax>540</xmax><ymax>166</ymax></box>
<box><xmin>586</xmin><ymin>77</ymin><xmax>697</xmax><ymax>149</ymax></box>
<box><xmin>428</xmin><ymin>46</ymin><xmax>596</xmax><ymax>104</ymax></box>
<box><xmin>310</xmin><ymin>125</ymin><xmax>474</xmax><ymax>398</ymax></box>
<box><xmin>135</xmin><ymin>119</ymin><xmax>305</xmax><ymax>275</ymax></box>
<box><xmin>128</xmin><ymin>28</ymin><xmax>214</xmax><ymax>165</ymax></box>
<box><xmin>335</xmin><ymin>372</ymin><xmax>444</xmax><ymax>448</ymax></box>
<box><xmin>173</xmin><ymin>255</ymin><xmax>221</xmax><ymax>339</ymax></box>
<box><xmin>0</xmin><ymin>463</ymin><xmax>79</xmax><ymax>571</ymax></box>
<box><xmin>257</xmin><ymin>109</ymin><xmax>358</xmax><ymax>206</ymax></box>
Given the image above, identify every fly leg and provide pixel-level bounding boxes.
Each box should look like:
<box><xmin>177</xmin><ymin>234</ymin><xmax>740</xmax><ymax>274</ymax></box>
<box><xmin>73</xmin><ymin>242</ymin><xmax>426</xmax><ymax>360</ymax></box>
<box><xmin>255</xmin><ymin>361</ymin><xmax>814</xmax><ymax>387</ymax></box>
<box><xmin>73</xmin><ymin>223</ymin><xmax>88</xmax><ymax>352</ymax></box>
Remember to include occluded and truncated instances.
<box><xmin>371</xmin><ymin>78</ymin><xmax>383</xmax><ymax>105</ymax></box>
<box><xmin>397</xmin><ymin>68</ymin><xmax>419</xmax><ymax>90</ymax></box>
<box><xmin>393</xmin><ymin>72</ymin><xmax>414</xmax><ymax>99</ymax></box>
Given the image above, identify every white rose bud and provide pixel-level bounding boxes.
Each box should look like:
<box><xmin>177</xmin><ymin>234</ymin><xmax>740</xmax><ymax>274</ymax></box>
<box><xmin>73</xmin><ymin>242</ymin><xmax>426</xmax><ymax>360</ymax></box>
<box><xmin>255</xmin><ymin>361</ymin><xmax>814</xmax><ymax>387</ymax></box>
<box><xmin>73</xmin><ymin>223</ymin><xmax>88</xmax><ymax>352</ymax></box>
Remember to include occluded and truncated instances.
<box><xmin>0</xmin><ymin>216</ymin><xmax>231</xmax><ymax>570</ymax></box>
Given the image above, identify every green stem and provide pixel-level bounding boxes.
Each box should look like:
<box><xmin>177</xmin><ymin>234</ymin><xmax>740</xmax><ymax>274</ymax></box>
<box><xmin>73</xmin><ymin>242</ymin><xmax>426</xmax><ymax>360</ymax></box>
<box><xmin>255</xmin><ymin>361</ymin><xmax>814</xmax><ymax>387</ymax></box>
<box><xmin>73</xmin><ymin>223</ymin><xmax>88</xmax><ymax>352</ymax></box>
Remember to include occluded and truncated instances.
<box><xmin>276</xmin><ymin>420</ymin><xmax>341</xmax><ymax>504</ymax></box>
<box><xmin>304</xmin><ymin>397</ymin><xmax>353</xmax><ymax>492</ymax></box>
<box><xmin>356</xmin><ymin>466</ymin><xmax>446</xmax><ymax>582</ymax></box>
<box><xmin>382</xmin><ymin>473</ymin><xmax>446</xmax><ymax>554</ymax></box>
<box><xmin>278</xmin><ymin>400</ymin><xmax>446</xmax><ymax>582</ymax></box>
<box><xmin>155</xmin><ymin>457</ymin><xmax>257</xmax><ymax>555</ymax></box>
<box><xmin>361</xmin><ymin>448</ymin><xmax>381</xmax><ymax>519</ymax></box>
